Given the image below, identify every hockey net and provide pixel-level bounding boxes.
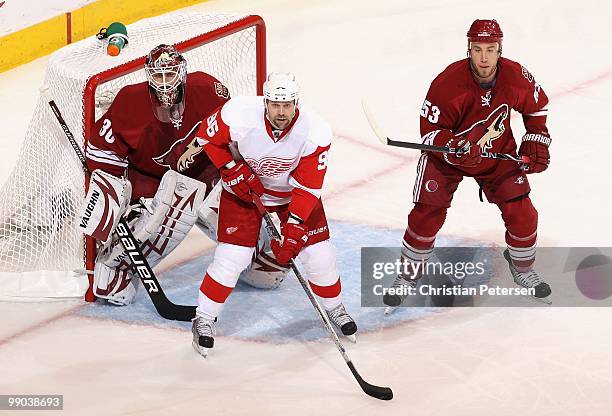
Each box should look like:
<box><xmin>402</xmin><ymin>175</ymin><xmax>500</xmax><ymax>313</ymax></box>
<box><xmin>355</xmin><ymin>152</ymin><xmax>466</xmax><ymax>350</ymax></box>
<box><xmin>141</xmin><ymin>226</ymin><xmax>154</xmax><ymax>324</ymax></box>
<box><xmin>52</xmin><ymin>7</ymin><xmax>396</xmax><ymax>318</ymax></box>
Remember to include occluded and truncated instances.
<box><xmin>0</xmin><ymin>12</ymin><xmax>266</xmax><ymax>300</ymax></box>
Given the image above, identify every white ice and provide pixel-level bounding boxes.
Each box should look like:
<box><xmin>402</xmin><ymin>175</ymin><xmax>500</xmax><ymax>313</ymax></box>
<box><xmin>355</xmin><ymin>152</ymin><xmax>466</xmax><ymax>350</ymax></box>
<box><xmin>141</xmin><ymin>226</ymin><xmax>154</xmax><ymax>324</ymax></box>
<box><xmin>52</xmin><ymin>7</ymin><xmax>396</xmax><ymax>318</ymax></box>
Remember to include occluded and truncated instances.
<box><xmin>1</xmin><ymin>0</ymin><xmax>612</xmax><ymax>414</ymax></box>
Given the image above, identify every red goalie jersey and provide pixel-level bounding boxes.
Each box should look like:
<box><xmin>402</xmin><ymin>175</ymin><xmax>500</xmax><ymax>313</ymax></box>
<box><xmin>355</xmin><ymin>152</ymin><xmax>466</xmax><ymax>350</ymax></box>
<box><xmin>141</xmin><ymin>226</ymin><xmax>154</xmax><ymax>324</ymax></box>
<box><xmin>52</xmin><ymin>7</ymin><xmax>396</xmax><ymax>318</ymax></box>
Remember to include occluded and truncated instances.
<box><xmin>86</xmin><ymin>71</ymin><xmax>230</xmax><ymax>199</ymax></box>
<box><xmin>421</xmin><ymin>57</ymin><xmax>550</xmax><ymax>175</ymax></box>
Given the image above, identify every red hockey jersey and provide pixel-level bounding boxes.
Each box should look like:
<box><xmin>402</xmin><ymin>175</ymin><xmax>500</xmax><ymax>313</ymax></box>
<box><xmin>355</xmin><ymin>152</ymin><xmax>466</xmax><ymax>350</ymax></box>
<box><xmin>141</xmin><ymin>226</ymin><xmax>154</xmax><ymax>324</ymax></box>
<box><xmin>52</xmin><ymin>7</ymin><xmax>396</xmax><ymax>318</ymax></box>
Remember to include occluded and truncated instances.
<box><xmin>421</xmin><ymin>57</ymin><xmax>550</xmax><ymax>175</ymax></box>
<box><xmin>86</xmin><ymin>71</ymin><xmax>230</xmax><ymax>199</ymax></box>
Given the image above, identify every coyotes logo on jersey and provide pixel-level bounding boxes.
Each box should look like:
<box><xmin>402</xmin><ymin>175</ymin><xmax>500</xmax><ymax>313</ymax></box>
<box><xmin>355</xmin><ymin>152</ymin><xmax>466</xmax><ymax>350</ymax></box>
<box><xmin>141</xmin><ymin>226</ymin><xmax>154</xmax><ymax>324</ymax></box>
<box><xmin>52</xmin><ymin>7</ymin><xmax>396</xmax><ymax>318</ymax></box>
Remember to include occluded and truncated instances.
<box><xmin>153</xmin><ymin>122</ymin><xmax>203</xmax><ymax>172</ymax></box>
<box><xmin>460</xmin><ymin>104</ymin><xmax>509</xmax><ymax>151</ymax></box>
<box><xmin>244</xmin><ymin>156</ymin><xmax>297</xmax><ymax>178</ymax></box>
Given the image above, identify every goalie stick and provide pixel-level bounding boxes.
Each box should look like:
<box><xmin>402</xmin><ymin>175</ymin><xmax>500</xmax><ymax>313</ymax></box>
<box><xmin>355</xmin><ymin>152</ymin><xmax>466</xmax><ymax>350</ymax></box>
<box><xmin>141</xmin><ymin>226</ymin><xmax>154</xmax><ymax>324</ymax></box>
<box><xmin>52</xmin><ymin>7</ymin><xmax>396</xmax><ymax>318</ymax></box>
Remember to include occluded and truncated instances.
<box><xmin>362</xmin><ymin>100</ymin><xmax>528</xmax><ymax>163</ymax></box>
<box><xmin>252</xmin><ymin>196</ymin><xmax>393</xmax><ymax>401</ymax></box>
<box><xmin>48</xmin><ymin>100</ymin><xmax>196</xmax><ymax>322</ymax></box>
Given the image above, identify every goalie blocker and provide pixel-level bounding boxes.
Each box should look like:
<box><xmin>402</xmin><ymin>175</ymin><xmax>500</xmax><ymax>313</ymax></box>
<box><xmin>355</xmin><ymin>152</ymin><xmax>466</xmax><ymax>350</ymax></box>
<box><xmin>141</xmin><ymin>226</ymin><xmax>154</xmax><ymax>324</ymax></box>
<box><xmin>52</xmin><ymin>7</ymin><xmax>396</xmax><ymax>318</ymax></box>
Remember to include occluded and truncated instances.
<box><xmin>78</xmin><ymin>170</ymin><xmax>289</xmax><ymax>306</ymax></box>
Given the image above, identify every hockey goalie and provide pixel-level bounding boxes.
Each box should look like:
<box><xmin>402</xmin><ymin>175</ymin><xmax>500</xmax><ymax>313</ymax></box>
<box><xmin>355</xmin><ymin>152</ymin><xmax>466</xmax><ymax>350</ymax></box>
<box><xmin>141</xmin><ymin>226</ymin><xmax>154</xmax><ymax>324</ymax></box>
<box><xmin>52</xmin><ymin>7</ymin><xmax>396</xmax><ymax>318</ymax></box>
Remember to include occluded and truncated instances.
<box><xmin>78</xmin><ymin>44</ymin><xmax>288</xmax><ymax>306</ymax></box>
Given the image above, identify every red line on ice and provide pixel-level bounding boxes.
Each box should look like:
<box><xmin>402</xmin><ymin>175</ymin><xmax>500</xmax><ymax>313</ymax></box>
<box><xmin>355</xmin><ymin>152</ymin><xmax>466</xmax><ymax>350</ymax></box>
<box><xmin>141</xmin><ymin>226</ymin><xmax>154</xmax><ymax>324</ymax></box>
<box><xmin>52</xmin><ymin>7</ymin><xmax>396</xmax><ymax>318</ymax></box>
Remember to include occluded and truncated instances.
<box><xmin>0</xmin><ymin>304</ymin><xmax>84</xmax><ymax>348</ymax></box>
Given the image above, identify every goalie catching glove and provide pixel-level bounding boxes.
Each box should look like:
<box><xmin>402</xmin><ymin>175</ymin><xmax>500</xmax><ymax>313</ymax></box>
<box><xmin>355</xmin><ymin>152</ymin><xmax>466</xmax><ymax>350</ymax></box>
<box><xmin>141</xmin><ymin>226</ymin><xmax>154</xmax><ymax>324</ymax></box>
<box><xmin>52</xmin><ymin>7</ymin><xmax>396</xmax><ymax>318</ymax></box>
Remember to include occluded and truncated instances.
<box><xmin>270</xmin><ymin>219</ymin><xmax>309</xmax><ymax>265</ymax></box>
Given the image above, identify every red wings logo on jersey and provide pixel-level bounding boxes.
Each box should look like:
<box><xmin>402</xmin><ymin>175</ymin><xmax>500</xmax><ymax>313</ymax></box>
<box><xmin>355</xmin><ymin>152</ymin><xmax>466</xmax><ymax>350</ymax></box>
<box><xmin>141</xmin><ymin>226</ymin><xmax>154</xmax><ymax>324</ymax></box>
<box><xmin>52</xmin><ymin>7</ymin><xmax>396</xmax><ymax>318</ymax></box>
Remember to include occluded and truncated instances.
<box><xmin>153</xmin><ymin>122</ymin><xmax>203</xmax><ymax>172</ymax></box>
<box><xmin>244</xmin><ymin>156</ymin><xmax>296</xmax><ymax>177</ymax></box>
<box><xmin>461</xmin><ymin>104</ymin><xmax>509</xmax><ymax>151</ymax></box>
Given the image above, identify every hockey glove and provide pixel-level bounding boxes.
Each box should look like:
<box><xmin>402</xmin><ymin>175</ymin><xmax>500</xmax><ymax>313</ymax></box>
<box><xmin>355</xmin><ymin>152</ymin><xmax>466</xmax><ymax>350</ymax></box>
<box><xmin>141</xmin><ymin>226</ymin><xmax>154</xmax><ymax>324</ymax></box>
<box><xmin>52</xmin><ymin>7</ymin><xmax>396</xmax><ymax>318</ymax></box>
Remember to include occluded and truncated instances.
<box><xmin>446</xmin><ymin>137</ymin><xmax>482</xmax><ymax>167</ymax></box>
<box><xmin>220</xmin><ymin>161</ymin><xmax>264</xmax><ymax>202</ymax></box>
<box><xmin>270</xmin><ymin>221</ymin><xmax>309</xmax><ymax>265</ymax></box>
<box><xmin>519</xmin><ymin>134</ymin><xmax>551</xmax><ymax>174</ymax></box>
<box><xmin>445</xmin><ymin>121</ymin><xmax>491</xmax><ymax>167</ymax></box>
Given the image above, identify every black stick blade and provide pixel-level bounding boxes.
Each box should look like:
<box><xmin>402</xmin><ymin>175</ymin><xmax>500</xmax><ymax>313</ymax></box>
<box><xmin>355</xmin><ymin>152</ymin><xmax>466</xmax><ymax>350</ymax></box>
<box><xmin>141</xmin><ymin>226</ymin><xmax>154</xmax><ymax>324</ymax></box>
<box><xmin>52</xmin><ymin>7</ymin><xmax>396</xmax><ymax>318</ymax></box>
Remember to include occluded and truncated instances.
<box><xmin>347</xmin><ymin>361</ymin><xmax>393</xmax><ymax>401</ymax></box>
<box><xmin>158</xmin><ymin>304</ymin><xmax>196</xmax><ymax>322</ymax></box>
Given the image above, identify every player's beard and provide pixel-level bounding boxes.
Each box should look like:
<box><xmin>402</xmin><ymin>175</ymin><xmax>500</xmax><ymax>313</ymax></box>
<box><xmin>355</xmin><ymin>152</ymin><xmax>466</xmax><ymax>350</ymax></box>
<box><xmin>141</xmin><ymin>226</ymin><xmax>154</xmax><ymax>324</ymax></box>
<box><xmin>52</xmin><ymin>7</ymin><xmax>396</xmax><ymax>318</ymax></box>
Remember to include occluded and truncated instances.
<box><xmin>270</xmin><ymin>115</ymin><xmax>291</xmax><ymax>130</ymax></box>
<box><xmin>470</xmin><ymin>60</ymin><xmax>497</xmax><ymax>83</ymax></box>
<box><xmin>478</xmin><ymin>66</ymin><xmax>496</xmax><ymax>79</ymax></box>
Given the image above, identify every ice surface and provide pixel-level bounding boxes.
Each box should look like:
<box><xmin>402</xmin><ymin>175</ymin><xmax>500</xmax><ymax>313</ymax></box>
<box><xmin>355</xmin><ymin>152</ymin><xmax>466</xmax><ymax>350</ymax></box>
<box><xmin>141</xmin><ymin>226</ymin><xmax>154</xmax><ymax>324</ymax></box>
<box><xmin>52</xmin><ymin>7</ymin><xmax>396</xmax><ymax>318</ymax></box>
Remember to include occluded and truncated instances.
<box><xmin>1</xmin><ymin>0</ymin><xmax>612</xmax><ymax>414</ymax></box>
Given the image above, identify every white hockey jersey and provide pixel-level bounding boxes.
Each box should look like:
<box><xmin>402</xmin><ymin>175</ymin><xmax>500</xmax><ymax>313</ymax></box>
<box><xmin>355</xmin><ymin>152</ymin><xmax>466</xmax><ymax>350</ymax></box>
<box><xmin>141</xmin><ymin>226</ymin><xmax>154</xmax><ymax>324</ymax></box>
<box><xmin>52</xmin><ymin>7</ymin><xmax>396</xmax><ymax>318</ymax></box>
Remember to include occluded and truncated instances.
<box><xmin>195</xmin><ymin>96</ymin><xmax>332</xmax><ymax>221</ymax></box>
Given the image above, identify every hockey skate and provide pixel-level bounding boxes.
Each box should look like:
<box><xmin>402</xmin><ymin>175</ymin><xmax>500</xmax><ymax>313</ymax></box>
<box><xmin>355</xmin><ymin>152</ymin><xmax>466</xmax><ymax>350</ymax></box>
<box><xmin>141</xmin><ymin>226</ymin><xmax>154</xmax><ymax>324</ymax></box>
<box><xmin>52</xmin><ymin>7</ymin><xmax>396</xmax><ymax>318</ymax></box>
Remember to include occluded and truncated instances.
<box><xmin>503</xmin><ymin>249</ymin><xmax>552</xmax><ymax>304</ymax></box>
<box><xmin>326</xmin><ymin>304</ymin><xmax>357</xmax><ymax>343</ymax></box>
<box><xmin>192</xmin><ymin>315</ymin><xmax>216</xmax><ymax>357</ymax></box>
<box><xmin>382</xmin><ymin>274</ymin><xmax>418</xmax><ymax>315</ymax></box>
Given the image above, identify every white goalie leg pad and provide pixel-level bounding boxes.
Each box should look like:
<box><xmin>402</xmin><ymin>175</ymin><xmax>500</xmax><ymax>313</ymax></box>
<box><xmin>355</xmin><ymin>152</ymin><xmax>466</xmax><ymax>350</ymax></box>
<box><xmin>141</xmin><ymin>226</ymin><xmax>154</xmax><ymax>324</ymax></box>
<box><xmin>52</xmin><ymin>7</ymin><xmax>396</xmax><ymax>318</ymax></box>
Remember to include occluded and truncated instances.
<box><xmin>93</xmin><ymin>262</ymin><xmax>138</xmax><ymax>306</ymax></box>
<box><xmin>195</xmin><ymin>180</ymin><xmax>222</xmax><ymax>241</ymax></box>
<box><xmin>94</xmin><ymin>170</ymin><xmax>208</xmax><ymax>305</ymax></box>
<box><xmin>79</xmin><ymin>169</ymin><xmax>131</xmax><ymax>243</ymax></box>
<box><xmin>241</xmin><ymin>215</ymin><xmax>290</xmax><ymax>289</ymax></box>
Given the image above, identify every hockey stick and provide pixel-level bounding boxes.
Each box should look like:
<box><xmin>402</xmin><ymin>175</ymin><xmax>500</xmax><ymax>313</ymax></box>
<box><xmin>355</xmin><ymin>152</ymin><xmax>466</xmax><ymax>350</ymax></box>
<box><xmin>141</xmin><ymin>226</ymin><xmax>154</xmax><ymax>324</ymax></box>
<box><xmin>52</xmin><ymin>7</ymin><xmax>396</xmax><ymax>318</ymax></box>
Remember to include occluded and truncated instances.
<box><xmin>48</xmin><ymin>100</ymin><xmax>196</xmax><ymax>322</ymax></box>
<box><xmin>362</xmin><ymin>100</ymin><xmax>528</xmax><ymax>163</ymax></box>
<box><xmin>251</xmin><ymin>196</ymin><xmax>393</xmax><ymax>401</ymax></box>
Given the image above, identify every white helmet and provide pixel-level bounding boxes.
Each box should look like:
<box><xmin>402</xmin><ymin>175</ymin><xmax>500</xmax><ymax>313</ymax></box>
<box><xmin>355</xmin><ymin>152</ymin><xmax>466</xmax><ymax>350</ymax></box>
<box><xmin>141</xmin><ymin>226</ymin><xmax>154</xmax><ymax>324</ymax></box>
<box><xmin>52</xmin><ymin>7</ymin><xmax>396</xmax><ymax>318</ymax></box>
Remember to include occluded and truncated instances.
<box><xmin>263</xmin><ymin>72</ymin><xmax>299</xmax><ymax>103</ymax></box>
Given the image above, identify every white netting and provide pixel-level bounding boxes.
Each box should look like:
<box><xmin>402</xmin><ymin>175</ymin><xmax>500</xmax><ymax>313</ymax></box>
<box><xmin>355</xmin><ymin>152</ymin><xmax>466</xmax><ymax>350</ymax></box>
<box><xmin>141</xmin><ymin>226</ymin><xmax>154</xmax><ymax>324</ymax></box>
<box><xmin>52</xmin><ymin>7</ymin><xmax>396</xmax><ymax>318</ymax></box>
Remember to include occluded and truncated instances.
<box><xmin>0</xmin><ymin>12</ymin><xmax>263</xmax><ymax>300</ymax></box>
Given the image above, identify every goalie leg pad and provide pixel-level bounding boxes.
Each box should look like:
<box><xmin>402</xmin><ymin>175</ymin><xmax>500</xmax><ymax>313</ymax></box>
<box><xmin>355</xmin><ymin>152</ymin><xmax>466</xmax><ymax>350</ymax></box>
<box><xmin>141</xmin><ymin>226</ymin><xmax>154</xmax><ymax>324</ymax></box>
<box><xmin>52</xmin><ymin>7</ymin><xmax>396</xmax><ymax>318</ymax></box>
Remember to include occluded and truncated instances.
<box><xmin>79</xmin><ymin>169</ymin><xmax>132</xmax><ymax>243</ymax></box>
<box><xmin>195</xmin><ymin>180</ymin><xmax>222</xmax><ymax>241</ymax></box>
<box><xmin>241</xmin><ymin>215</ymin><xmax>289</xmax><ymax>289</ymax></box>
<box><xmin>94</xmin><ymin>170</ymin><xmax>208</xmax><ymax>305</ymax></box>
<box><xmin>93</xmin><ymin>262</ymin><xmax>138</xmax><ymax>306</ymax></box>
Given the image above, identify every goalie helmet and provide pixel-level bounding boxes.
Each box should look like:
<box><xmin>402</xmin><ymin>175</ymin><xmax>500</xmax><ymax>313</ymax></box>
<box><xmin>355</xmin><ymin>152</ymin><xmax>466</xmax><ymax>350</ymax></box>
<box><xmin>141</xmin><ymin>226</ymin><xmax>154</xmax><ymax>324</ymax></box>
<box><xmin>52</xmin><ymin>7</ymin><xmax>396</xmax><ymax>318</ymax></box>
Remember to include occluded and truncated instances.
<box><xmin>467</xmin><ymin>19</ymin><xmax>503</xmax><ymax>52</ymax></box>
<box><xmin>263</xmin><ymin>72</ymin><xmax>299</xmax><ymax>103</ymax></box>
<box><xmin>145</xmin><ymin>44</ymin><xmax>187</xmax><ymax>123</ymax></box>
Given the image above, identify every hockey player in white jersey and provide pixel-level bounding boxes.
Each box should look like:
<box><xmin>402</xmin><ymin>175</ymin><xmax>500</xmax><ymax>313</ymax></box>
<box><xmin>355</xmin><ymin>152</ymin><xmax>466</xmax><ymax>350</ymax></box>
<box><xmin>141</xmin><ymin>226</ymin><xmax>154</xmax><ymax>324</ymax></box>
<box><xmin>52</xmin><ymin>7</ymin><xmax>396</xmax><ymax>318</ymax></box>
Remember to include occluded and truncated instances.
<box><xmin>191</xmin><ymin>73</ymin><xmax>357</xmax><ymax>357</ymax></box>
<box><xmin>76</xmin><ymin>46</ymin><xmax>289</xmax><ymax>307</ymax></box>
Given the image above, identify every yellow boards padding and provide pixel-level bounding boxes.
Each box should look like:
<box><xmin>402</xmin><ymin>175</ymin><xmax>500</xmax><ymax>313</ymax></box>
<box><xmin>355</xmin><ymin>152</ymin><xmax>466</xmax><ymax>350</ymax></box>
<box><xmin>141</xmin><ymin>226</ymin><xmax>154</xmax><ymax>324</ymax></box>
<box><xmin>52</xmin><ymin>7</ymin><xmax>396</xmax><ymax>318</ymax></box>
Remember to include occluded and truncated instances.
<box><xmin>0</xmin><ymin>14</ymin><xmax>67</xmax><ymax>72</ymax></box>
<box><xmin>70</xmin><ymin>0</ymin><xmax>207</xmax><ymax>42</ymax></box>
<box><xmin>0</xmin><ymin>0</ymin><xmax>207</xmax><ymax>73</ymax></box>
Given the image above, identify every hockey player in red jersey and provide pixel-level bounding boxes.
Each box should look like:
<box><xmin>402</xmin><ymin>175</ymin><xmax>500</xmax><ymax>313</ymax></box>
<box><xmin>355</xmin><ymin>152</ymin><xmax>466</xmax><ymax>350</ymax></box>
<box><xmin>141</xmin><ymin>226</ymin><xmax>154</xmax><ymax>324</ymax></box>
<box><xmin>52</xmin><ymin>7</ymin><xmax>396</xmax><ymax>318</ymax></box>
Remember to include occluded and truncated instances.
<box><xmin>190</xmin><ymin>73</ymin><xmax>357</xmax><ymax>357</ymax></box>
<box><xmin>78</xmin><ymin>44</ymin><xmax>288</xmax><ymax>306</ymax></box>
<box><xmin>384</xmin><ymin>19</ymin><xmax>552</xmax><ymax>310</ymax></box>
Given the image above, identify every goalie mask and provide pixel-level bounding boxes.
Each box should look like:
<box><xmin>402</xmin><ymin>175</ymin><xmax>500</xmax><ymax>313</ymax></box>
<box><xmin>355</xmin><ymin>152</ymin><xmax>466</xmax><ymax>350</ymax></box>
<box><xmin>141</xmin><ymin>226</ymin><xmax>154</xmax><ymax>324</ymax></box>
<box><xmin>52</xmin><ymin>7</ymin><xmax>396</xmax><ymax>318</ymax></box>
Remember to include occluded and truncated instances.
<box><xmin>145</xmin><ymin>44</ymin><xmax>187</xmax><ymax>124</ymax></box>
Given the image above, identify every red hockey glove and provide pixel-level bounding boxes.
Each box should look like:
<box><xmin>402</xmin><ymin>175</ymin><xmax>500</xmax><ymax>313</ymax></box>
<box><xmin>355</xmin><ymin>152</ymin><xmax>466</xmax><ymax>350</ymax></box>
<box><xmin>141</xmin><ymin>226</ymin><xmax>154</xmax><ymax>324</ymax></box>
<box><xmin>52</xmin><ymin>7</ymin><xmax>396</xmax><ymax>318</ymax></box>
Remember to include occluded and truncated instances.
<box><xmin>270</xmin><ymin>222</ymin><xmax>309</xmax><ymax>265</ymax></box>
<box><xmin>519</xmin><ymin>134</ymin><xmax>550</xmax><ymax>174</ymax></box>
<box><xmin>220</xmin><ymin>161</ymin><xmax>264</xmax><ymax>202</ymax></box>
<box><xmin>446</xmin><ymin>137</ymin><xmax>482</xmax><ymax>167</ymax></box>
